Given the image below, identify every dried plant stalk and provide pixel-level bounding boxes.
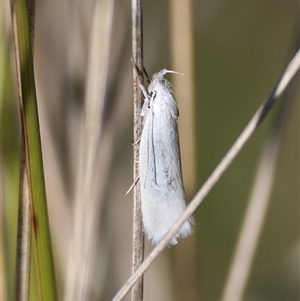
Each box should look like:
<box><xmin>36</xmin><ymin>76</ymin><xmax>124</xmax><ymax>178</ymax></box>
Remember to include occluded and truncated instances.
<box><xmin>131</xmin><ymin>0</ymin><xmax>144</xmax><ymax>300</ymax></box>
<box><xmin>220</xmin><ymin>55</ymin><xmax>298</xmax><ymax>301</ymax></box>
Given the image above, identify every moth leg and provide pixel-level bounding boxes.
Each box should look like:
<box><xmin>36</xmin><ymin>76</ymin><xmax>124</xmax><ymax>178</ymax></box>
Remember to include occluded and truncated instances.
<box><xmin>124</xmin><ymin>176</ymin><xmax>139</xmax><ymax>196</ymax></box>
<box><xmin>131</xmin><ymin>59</ymin><xmax>152</xmax><ymax>116</ymax></box>
<box><xmin>139</xmin><ymin>83</ymin><xmax>149</xmax><ymax>99</ymax></box>
<box><xmin>140</xmin><ymin>84</ymin><xmax>151</xmax><ymax>117</ymax></box>
<box><xmin>132</xmin><ymin>138</ymin><xmax>141</xmax><ymax>145</ymax></box>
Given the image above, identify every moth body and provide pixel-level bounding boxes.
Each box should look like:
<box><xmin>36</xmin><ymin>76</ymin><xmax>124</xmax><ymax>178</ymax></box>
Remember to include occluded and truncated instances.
<box><xmin>139</xmin><ymin>69</ymin><xmax>194</xmax><ymax>245</ymax></box>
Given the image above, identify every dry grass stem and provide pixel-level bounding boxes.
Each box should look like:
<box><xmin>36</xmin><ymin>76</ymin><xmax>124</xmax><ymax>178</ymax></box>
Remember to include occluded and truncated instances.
<box><xmin>131</xmin><ymin>0</ymin><xmax>144</xmax><ymax>300</ymax></box>
<box><xmin>221</xmin><ymin>100</ymin><xmax>295</xmax><ymax>301</ymax></box>
<box><xmin>220</xmin><ymin>51</ymin><xmax>299</xmax><ymax>301</ymax></box>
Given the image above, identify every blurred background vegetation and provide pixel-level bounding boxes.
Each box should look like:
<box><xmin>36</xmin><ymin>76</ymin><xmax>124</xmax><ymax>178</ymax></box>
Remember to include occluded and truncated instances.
<box><xmin>1</xmin><ymin>0</ymin><xmax>299</xmax><ymax>300</ymax></box>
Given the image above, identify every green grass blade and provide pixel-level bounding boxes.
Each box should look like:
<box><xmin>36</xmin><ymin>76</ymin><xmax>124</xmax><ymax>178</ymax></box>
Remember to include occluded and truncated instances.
<box><xmin>10</xmin><ymin>0</ymin><xmax>58</xmax><ymax>300</ymax></box>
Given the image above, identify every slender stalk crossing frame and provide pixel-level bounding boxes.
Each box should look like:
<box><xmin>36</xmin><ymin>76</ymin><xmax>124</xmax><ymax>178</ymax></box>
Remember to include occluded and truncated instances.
<box><xmin>220</xmin><ymin>70</ymin><xmax>296</xmax><ymax>301</ymax></box>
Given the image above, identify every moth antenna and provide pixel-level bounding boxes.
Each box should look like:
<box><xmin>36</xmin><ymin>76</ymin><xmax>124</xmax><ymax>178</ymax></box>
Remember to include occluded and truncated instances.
<box><xmin>161</xmin><ymin>69</ymin><xmax>184</xmax><ymax>76</ymax></box>
<box><xmin>139</xmin><ymin>83</ymin><xmax>149</xmax><ymax>99</ymax></box>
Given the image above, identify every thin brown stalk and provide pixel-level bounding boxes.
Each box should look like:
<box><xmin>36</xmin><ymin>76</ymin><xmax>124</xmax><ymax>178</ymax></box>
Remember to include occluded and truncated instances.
<box><xmin>131</xmin><ymin>0</ymin><xmax>144</xmax><ymax>300</ymax></box>
<box><xmin>111</xmin><ymin>49</ymin><xmax>300</xmax><ymax>301</ymax></box>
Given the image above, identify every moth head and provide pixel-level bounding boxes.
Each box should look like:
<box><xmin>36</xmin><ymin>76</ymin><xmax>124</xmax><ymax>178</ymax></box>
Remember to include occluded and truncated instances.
<box><xmin>148</xmin><ymin>69</ymin><xmax>183</xmax><ymax>94</ymax></box>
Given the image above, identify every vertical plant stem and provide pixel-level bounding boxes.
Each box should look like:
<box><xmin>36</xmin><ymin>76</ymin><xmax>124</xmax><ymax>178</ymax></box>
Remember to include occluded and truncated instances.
<box><xmin>131</xmin><ymin>0</ymin><xmax>144</xmax><ymax>301</ymax></box>
<box><xmin>10</xmin><ymin>0</ymin><xmax>58</xmax><ymax>298</ymax></box>
<box><xmin>14</xmin><ymin>2</ymin><xmax>35</xmax><ymax>300</ymax></box>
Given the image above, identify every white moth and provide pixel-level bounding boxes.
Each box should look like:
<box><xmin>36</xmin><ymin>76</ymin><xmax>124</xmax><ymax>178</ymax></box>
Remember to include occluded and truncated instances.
<box><xmin>139</xmin><ymin>69</ymin><xmax>194</xmax><ymax>245</ymax></box>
